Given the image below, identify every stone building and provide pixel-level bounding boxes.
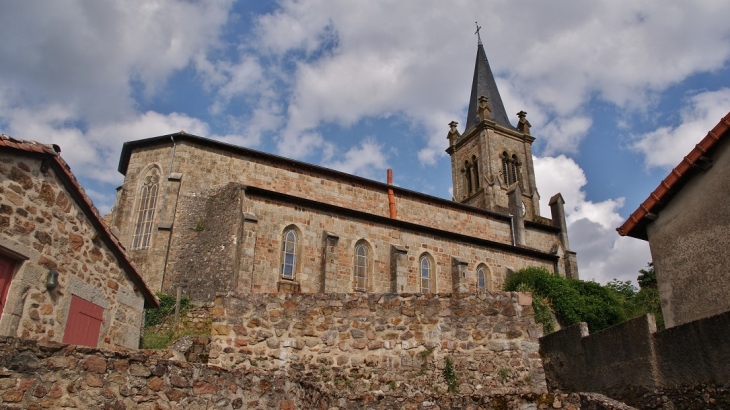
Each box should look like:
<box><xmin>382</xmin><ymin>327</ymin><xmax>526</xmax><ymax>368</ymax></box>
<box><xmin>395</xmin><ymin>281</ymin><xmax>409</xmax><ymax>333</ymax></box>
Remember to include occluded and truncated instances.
<box><xmin>0</xmin><ymin>135</ymin><xmax>159</xmax><ymax>349</ymax></box>
<box><xmin>617</xmin><ymin>110</ymin><xmax>730</xmax><ymax>328</ymax></box>
<box><xmin>109</xmin><ymin>43</ymin><xmax>579</xmax><ymax>302</ymax></box>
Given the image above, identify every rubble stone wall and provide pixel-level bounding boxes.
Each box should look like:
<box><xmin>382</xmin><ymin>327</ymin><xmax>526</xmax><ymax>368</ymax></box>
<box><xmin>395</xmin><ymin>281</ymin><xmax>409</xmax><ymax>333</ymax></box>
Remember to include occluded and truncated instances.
<box><xmin>208</xmin><ymin>292</ymin><xmax>548</xmax><ymax>398</ymax></box>
<box><xmin>0</xmin><ymin>336</ymin><xmax>635</xmax><ymax>409</ymax></box>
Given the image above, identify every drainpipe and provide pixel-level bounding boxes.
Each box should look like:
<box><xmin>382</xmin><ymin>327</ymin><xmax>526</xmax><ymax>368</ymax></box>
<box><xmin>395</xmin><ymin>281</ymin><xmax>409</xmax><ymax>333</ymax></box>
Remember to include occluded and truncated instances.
<box><xmin>387</xmin><ymin>169</ymin><xmax>397</xmax><ymax>219</ymax></box>
<box><xmin>509</xmin><ymin>214</ymin><xmax>516</xmax><ymax>246</ymax></box>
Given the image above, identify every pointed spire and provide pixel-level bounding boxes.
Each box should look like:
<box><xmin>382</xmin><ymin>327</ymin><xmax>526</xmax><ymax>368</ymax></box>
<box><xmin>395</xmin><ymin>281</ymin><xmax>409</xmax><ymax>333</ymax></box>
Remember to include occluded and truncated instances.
<box><xmin>464</xmin><ymin>42</ymin><xmax>514</xmax><ymax>131</ymax></box>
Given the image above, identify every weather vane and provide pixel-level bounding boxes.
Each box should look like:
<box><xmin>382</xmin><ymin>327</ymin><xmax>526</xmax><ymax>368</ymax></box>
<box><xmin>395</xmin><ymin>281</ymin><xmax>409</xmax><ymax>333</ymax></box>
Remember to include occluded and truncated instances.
<box><xmin>475</xmin><ymin>22</ymin><xmax>482</xmax><ymax>45</ymax></box>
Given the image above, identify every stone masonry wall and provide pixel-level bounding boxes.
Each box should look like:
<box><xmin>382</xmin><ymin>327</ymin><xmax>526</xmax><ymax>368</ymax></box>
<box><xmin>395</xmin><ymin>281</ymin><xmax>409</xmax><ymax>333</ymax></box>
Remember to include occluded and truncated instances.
<box><xmin>163</xmin><ymin>183</ymin><xmax>244</xmax><ymax>301</ymax></box>
<box><xmin>209</xmin><ymin>292</ymin><xmax>548</xmax><ymax>399</ymax></box>
<box><xmin>113</xmin><ymin>141</ymin><xmax>566</xmax><ymax>297</ymax></box>
<box><xmin>244</xmin><ymin>192</ymin><xmax>555</xmax><ymax>294</ymax></box>
<box><xmin>0</xmin><ymin>153</ymin><xmax>145</xmax><ymax>349</ymax></box>
<box><xmin>0</xmin><ymin>336</ymin><xmax>634</xmax><ymax>409</ymax></box>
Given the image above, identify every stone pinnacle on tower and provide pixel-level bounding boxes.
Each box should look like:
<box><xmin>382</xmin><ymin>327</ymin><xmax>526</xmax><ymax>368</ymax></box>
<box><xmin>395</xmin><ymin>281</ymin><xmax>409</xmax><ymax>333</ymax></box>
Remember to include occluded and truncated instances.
<box><xmin>464</xmin><ymin>29</ymin><xmax>514</xmax><ymax>131</ymax></box>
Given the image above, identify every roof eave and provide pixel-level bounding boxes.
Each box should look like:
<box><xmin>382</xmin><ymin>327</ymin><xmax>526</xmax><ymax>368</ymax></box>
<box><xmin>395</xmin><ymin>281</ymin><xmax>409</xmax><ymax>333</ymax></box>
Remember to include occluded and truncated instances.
<box><xmin>617</xmin><ymin>111</ymin><xmax>730</xmax><ymax>239</ymax></box>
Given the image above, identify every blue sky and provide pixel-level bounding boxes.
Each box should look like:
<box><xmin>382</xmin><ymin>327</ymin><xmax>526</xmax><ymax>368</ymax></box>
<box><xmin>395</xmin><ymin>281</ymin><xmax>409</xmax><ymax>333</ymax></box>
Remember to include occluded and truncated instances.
<box><xmin>1</xmin><ymin>1</ymin><xmax>729</xmax><ymax>284</ymax></box>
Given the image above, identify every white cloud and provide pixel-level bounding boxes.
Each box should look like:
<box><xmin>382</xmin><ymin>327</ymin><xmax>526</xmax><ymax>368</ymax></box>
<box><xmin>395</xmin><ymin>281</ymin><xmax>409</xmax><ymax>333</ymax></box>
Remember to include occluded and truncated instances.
<box><xmin>631</xmin><ymin>88</ymin><xmax>730</xmax><ymax>169</ymax></box>
<box><xmin>239</xmin><ymin>0</ymin><xmax>730</xmax><ymax>163</ymax></box>
<box><xmin>534</xmin><ymin>155</ymin><xmax>650</xmax><ymax>283</ymax></box>
<box><xmin>540</xmin><ymin>116</ymin><xmax>593</xmax><ymax>156</ymax></box>
<box><xmin>0</xmin><ymin>0</ymin><xmax>232</xmax><ymax>122</ymax></box>
<box><xmin>323</xmin><ymin>138</ymin><xmax>388</xmax><ymax>179</ymax></box>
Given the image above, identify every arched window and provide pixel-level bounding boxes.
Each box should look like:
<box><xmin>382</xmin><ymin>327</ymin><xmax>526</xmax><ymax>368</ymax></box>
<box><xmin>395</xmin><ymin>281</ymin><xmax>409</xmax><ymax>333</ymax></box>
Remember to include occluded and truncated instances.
<box><xmin>281</xmin><ymin>229</ymin><xmax>298</xmax><ymax>279</ymax></box>
<box><xmin>354</xmin><ymin>243</ymin><xmax>368</xmax><ymax>291</ymax></box>
<box><xmin>132</xmin><ymin>167</ymin><xmax>160</xmax><ymax>250</ymax></box>
<box><xmin>477</xmin><ymin>266</ymin><xmax>487</xmax><ymax>292</ymax></box>
<box><xmin>464</xmin><ymin>160</ymin><xmax>473</xmax><ymax>195</ymax></box>
<box><xmin>500</xmin><ymin>151</ymin><xmax>521</xmax><ymax>187</ymax></box>
<box><xmin>420</xmin><ymin>255</ymin><xmax>432</xmax><ymax>293</ymax></box>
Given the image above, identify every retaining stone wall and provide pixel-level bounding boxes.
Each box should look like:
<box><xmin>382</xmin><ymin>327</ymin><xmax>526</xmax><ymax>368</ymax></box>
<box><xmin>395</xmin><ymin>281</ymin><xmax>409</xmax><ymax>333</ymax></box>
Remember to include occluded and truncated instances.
<box><xmin>209</xmin><ymin>292</ymin><xmax>548</xmax><ymax>398</ymax></box>
<box><xmin>0</xmin><ymin>336</ymin><xmax>635</xmax><ymax>409</ymax></box>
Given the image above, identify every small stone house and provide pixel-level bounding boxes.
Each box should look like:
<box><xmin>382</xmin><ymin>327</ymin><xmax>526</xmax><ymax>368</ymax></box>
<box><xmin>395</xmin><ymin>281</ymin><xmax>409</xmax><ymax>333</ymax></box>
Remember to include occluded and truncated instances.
<box><xmin>0</xmin><ymin>135</ymin><xmax>159</xmax><ymax>349</ymax></box>
<box><xmin>617</xmin><ymin>110</ymin><xmax>730</xmax><ymax>328</ymax></box>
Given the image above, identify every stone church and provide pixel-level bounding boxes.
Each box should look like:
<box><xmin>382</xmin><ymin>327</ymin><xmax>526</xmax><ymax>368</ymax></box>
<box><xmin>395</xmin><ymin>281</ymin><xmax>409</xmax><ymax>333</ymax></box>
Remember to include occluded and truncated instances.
<box><xmin>109</xmin><ymin>42</ymin><xmax>578</xmax><ymax>302</ymax></box>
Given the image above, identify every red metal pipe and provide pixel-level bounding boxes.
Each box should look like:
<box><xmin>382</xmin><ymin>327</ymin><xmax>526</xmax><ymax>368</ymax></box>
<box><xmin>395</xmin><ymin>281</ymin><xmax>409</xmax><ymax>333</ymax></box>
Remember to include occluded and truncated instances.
<box><xmin>387</xmin><ymin>169</ymin><xmax>396</xmax><ymax>219</ymax></box>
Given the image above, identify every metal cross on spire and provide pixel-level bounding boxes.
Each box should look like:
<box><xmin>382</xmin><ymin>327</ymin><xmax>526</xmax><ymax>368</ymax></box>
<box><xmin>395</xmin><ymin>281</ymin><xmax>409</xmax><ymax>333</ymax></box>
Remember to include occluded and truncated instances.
<box><xmin>475</xmin><ymin>22</ymin><xmax>482</xmax><ymax>45</ymax></box>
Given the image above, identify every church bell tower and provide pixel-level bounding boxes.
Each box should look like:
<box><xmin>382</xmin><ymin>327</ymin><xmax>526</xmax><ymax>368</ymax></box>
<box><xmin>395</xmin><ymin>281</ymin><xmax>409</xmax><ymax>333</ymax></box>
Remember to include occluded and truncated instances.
<box><xmin>446</xmin><ymin>32</ymin><xmax>541</xmax><ymax>221</ymax></box>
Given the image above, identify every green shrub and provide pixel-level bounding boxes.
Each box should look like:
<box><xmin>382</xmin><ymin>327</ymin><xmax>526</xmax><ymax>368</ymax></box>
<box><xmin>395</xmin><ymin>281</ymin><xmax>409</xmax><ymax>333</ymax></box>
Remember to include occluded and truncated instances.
<box><xmin>443</xmin><ymin>357</ymin><xmax>458</xmax><ymax>393</ymax></box>
<box><xmin>504</xmin><ymin>267</ymin><xmax>625</xmax><ymax>332</ymax></box>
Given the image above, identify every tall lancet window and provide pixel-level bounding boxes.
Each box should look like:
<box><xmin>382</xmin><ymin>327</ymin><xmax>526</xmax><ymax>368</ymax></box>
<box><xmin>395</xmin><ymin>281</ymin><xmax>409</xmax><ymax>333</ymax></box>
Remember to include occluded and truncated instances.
<box><xmin>464</xmin><ymin>161</ymin><xmax>473</xmax><ymax>195</ymax></box>
<box><xmin>354</xmin><ymin>243</ymin><xmax>368</xmax><ymax>291</ymax></box>
<box><xmin>501</xmin><ymin>152</ymin><xmax>510</xmax><ymax>185</ymax></box>
<box><xmin>420</xmin><ymin>254</ymin><xmax>433</xmax><ymax>293</ymax></box>
<box><xmin>132</xmin><ymin>167</ymin><xmax>160</xmax><ymax>250</ymax></box>
<box><xmin>281</xmin><ymin>228</ymin><xmax>298</xmax><ymax>280</ymax></box>
<box><xmin>500</xmin><ymin>152</ymin><xmax>521</xmax><ymax>186</ymax></box>
<box><xmin>477</xmin><ymin>266</ymin><xmax>487</xmax><ymax>292</ymax></box>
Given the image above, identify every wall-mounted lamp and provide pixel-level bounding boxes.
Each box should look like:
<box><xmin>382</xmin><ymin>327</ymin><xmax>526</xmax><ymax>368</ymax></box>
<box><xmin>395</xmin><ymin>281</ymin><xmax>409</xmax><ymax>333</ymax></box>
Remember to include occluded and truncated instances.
<box><xmin>46</xmin><ymin>270</ymin><xmax>59</xmax><ymax>290</ymax></box>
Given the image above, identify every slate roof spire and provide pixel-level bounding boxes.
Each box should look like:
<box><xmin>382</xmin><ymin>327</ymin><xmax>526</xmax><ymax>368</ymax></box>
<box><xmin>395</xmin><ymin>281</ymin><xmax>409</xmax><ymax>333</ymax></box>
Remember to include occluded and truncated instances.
<box><xmin>465</xmin><ymin>40</ymin><xmax>514</xmax><ymax>131</ymax></box>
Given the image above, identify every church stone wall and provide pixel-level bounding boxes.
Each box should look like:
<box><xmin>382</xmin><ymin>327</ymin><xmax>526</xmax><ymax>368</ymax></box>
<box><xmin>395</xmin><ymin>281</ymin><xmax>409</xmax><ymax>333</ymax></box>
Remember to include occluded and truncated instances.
<box><xmin>0</xmin><ymin>153</ymin><xmax>145</xmax><ymax>349</ymax></box>
<box><xmin>208</xmin><ymin>292</ymin><xmax>548</xmax><ymax>398</ymax></box>
<box><xmin>240</xmin><ymin>192</ymin><xmax>555</xmax><ymax>294</ymax></box>
<box><xmin>113</xmin><ymin>139</ymin><xmax>565</xmax><ymax>299</ymax></box>
<box><xmin>156</xmin><ymin>182</ymin><xmax>556</xmax><ymax>301</ymax></box>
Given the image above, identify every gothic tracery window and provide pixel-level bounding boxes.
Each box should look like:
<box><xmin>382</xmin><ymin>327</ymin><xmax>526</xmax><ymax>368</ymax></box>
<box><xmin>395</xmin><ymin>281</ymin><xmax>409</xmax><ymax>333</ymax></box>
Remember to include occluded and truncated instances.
<box><xmin>354</xmin><ymin>243</ymin><xmax>368</xmax><ymax>291</ymax></box>
<box><xmin>281</xmin><ymin>228</ymin><xmax>298</xmax><ymax>279</ymax></box>
<box><xmin>132</xmin><ymin>167</ymin><xmax>160</xmax><ymax>250</ymax></box>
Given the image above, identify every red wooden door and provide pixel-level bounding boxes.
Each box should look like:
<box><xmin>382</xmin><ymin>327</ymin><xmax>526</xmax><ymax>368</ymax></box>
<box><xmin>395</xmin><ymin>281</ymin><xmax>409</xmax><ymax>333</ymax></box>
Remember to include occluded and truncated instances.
<box><xmin>0</xmin><ymin>254</ymin><xmax>15</xmax><ymax>317</ymax></box>
<box><xmin>63</xmin><ymin>295</ymin><xmax>104</xmax><ymax>347</ymax></box>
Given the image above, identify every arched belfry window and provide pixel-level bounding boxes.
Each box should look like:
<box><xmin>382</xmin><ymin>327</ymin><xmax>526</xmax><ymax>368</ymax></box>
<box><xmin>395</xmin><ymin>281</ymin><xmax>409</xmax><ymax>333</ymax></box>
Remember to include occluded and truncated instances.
<box><xmin>464</xmin><ymin>160</ymin><xmax>473</xmax><ymax>195</ymax></box>
<box><xmin>511</xmin><ymin>154</ymin><xmax>519</xmax><ymax>185</ymax></box>
<box><xmin>420</xmin><ymin>254</ymin><xmax>433</xmax><ymax>293</ymax></box>
<box><xmin>477</xmin><ymin>266</ymin><xmax>487</xmax><ymax>292</ymax></box>
<box><xmin>281</xmin><ymin>228</ymin><xmax>298</xmax><ymax>279</ymax></box>
<box><xmin>354</xmin><ymin>243</ymin><xmax>368</xmax><ymax>291</ymax></box>
<box><xmin>132</xmin><ymin>167</ymin><xmax>160</xmax><ymax>250</ymax></box>
<box><xmin>500</xmin><ymin>151</ymin><xmax>521</xmax><ymax>187</ymax></box>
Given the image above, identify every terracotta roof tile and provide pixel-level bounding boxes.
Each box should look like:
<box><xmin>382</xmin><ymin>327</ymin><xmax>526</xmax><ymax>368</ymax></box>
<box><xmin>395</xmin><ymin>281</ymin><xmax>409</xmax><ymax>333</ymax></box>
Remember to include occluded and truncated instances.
<box><xmin>0</xmin><ymin>134</ymin><xmax>159</xmax><ymax>307</ymax></box>
<box><xmin>617</xmin><ymin>111</ymin><xmax>730</xmax><ymax>239</ymax></box>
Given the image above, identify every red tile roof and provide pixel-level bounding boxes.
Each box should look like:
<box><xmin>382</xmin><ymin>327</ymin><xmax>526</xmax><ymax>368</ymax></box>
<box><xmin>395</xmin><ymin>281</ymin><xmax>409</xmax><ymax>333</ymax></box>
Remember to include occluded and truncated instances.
<box><xmin>0</xmin><ymin>134</ymin><xmax>159</xmax><ymax>307</ymax></box>
<box><xmin>617</xmin><ymin>111</ymin><xmax>730</xmax><ymax>240</ymax></box>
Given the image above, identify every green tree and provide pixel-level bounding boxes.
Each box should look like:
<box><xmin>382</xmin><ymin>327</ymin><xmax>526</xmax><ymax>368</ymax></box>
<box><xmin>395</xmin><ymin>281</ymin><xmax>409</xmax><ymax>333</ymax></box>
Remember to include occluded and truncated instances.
<box><xmin>637</xmin><ymin>262</ymin><xmax>656</xmax><ymax>289</ymax></box>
